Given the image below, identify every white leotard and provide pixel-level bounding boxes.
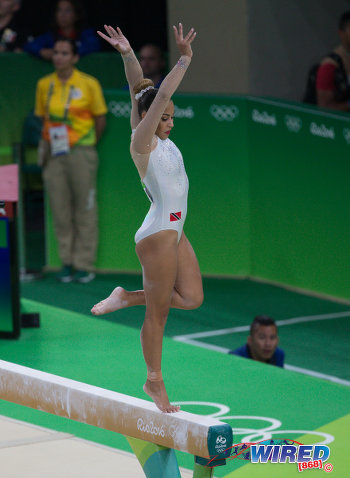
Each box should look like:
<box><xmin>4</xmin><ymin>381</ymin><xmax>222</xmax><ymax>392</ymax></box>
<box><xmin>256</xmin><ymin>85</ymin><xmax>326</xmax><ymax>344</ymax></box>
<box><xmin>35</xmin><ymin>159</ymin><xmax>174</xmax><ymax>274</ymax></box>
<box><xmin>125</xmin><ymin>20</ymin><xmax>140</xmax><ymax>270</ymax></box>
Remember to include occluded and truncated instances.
<box><xmin>134</xmin><ymin>136</ymin><xmax>189</xmax><ymax>244</ymax></box>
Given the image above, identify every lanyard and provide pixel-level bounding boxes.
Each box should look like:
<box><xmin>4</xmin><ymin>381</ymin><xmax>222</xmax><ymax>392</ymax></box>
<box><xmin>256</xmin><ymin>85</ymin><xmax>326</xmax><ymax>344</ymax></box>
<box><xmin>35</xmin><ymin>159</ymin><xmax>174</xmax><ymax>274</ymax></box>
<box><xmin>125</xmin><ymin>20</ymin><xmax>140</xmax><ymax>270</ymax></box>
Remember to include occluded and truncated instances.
<box><xmin>45</xmin><ymin>81</ymin><xmax>75</xmax><ymax>122</ymax></box>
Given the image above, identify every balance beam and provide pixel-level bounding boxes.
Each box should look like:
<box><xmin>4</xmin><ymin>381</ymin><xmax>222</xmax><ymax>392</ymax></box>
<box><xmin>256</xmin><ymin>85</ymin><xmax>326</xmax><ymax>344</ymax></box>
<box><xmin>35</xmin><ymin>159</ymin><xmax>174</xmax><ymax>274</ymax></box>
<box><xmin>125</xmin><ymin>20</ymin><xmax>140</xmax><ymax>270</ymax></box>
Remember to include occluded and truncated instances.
<box><xmin>0</xmin><ymin>360</ymin><xmax>232</xmax><ymax>465</ymax></box>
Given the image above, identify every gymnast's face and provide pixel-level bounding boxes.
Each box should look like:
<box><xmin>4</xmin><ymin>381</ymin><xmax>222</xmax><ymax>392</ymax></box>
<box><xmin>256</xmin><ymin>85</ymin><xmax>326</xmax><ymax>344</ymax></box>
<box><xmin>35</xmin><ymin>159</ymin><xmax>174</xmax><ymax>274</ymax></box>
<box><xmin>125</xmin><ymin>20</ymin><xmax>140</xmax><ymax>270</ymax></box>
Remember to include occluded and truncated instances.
<box><xmin>248</xmin><ymin>325</ymin><xmax>279</xmax><ymax>363</ymax></box>
<box><xmin>155</xmin><ymin>101</ymin><xmax>175</xmax><ymax>140</ymax></box>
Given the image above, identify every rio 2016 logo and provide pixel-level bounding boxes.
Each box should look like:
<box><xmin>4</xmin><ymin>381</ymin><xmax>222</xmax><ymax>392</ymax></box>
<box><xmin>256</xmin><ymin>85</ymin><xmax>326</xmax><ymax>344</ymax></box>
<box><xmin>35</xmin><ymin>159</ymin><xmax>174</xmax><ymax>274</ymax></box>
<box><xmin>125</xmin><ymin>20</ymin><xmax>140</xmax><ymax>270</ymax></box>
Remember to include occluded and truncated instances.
<box><xmin>215</xmin><ymin>434</ymin><xmax>227</xmax><ymax>453</ymax></box>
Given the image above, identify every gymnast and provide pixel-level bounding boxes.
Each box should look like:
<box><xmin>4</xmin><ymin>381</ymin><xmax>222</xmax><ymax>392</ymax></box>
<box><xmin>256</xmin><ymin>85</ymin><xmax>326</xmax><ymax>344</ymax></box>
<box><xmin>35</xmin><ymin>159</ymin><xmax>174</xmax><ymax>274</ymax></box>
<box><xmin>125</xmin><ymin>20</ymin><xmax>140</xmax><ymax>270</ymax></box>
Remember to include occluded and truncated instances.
<box><xmin>91</xmin><ymin>24</ymin><xmax>203</xmax><ymax>413</ymax></box>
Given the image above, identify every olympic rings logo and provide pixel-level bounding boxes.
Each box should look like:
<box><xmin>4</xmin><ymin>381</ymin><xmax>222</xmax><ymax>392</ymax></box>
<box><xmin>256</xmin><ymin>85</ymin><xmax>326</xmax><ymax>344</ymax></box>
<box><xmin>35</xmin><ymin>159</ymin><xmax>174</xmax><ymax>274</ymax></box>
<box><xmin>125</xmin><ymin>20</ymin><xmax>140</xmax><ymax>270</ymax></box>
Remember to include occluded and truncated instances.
<box><xmin>108</xmin><ymin>101</ymin><xmax>132</xmax><ymax>118</ymax></box>
<box><xmin>171</xmin><ymin>401</ymin><xmax>334</xmax><ymax>445</ymax></box>
<box><xmin>285</xmin><ymin>114</ymin><xmax>302</xmax><ymax>133</ymax></box>
<box><xmin>343</xmin><ymin>127</ymin><xmax>350</xmax><ymax>145</ymax></box>
<box><xmin>210</xmin><ymin>104</ymin><xmax>239</xmax><ymax>122</ymax></box>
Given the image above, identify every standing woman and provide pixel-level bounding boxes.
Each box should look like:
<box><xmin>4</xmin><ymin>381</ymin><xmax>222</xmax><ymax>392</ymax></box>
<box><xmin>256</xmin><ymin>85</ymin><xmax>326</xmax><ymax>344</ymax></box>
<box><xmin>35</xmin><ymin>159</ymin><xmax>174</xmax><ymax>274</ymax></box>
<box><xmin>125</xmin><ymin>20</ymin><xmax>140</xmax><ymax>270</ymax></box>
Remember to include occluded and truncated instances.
<box><xmin>92</xmin><ymin>24</ymin><xmax>203</xmax><ymax>413</ymax></box>
<box><xmin>35</xmin><ymin>38</ymin><xmax>107</xmax><ymax>282</ymax></box>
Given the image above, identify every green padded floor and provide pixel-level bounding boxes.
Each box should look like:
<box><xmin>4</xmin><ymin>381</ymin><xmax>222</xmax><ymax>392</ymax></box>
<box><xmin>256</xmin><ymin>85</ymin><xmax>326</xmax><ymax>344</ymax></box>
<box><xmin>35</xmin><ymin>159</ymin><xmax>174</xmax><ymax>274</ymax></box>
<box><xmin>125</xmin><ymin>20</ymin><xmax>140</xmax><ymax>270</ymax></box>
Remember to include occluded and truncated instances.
<box><xmin>20</xmin><ymin>274</ymin><xmax>350</xmax><ymax>380</ymax></box>
<box><xmin>0</xmin><ymin>298</ymin><xmax>348</xmax><ymax>477</ymax></box>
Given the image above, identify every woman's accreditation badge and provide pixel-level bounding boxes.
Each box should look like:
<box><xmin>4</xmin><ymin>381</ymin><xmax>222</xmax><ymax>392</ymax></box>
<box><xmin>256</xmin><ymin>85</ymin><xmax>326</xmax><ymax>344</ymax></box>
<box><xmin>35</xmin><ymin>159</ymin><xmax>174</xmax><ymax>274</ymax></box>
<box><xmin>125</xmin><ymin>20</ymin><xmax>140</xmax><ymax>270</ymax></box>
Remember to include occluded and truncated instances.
<box><xmin>49</xmin><ymin>125</ymin><xmax>70</xmax><ymax>156</ymax></box>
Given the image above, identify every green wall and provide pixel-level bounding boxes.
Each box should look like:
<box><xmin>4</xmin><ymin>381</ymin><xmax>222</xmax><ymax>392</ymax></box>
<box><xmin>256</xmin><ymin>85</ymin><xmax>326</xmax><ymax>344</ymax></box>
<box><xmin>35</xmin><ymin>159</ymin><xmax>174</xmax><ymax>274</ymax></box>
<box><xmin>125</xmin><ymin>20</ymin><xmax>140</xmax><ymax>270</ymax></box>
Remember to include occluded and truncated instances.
<box><xmin>247</xmin><ymin>98</ymin><xmax>350</xmax><ymax>300</ymax></box>
<box><xmin>46</xmin><ymin>92</ymin><xmax>251</xmax><ymax>276</ymax></box>
<box><xmin>1</xmin><ymin>55</ymin><xmax>350</xmax><ymax>301</ymax></box>
<box><xmin>47</xmin><ymin>91</ymin><xmax>350</xmax><ymax>302</ymax></box>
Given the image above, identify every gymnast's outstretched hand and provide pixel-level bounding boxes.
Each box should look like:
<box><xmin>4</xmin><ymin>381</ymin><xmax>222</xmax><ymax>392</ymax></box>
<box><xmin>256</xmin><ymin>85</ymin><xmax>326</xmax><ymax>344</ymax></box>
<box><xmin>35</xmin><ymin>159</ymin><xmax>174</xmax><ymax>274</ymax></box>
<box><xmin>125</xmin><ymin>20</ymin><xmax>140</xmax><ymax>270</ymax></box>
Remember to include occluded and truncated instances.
<box><xmin>172</xmin><ymin>22</ymin><xmax>196</xmax><ymax>58</ymax></box>
<box><xmin>97</xmin><ymin>25</ymin><xmax>132</xmax><ymax>55</ymax></box>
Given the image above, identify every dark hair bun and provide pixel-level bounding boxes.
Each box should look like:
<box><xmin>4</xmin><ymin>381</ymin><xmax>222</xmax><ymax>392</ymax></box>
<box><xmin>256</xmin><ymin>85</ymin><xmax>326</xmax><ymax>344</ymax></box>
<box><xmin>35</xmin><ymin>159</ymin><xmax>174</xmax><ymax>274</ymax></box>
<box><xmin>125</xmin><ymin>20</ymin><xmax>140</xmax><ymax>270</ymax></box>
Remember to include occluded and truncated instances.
<box><xmin>133</xmin><ymin>78</ymin><xmax>154</xmax><ymax>95</ymax></box>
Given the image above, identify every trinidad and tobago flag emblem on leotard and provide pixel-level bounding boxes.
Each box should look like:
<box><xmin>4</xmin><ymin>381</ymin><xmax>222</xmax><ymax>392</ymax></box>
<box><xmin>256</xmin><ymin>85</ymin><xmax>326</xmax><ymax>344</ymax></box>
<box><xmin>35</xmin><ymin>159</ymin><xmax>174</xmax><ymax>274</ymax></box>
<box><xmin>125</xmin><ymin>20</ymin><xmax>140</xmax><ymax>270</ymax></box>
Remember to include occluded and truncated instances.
<box><xmin>170</xmin><ymin>211</ymin><xmax>182</xmax><ymax>222</ymax></box>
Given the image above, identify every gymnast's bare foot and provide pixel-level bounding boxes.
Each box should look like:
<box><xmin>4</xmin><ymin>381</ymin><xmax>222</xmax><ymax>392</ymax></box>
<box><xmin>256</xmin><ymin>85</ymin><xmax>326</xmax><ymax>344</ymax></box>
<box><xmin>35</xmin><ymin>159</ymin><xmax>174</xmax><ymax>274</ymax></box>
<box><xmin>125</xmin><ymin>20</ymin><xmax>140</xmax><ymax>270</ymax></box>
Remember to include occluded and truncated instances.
<box><xmin>91</xmin><ymin>286</ymin><xmax>128</xmax><ymax>315</ymax></box>
<box><xmin>143</xmin><ymin>380</ymin><xmax>180</xmax><ymax>413</ymax></box>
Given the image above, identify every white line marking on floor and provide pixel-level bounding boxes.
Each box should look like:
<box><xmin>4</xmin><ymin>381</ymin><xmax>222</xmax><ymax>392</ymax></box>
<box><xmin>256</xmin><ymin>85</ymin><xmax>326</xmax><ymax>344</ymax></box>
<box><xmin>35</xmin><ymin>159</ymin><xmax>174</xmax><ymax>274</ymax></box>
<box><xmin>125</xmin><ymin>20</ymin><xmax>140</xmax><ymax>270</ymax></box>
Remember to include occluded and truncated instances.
<box><xmin>284</xmin><ymin>365</ymin><xmax>350</xmax><ymax>387</ymax></box>
<box><xmin>174</xmin><ymin>338</ymin><xmax>231</xmax><ymax>354</ymax></box>
<box><xmin>173</xmin><ymin>311</ymin><xmax>350</xmax><ymax>341</ymax></box>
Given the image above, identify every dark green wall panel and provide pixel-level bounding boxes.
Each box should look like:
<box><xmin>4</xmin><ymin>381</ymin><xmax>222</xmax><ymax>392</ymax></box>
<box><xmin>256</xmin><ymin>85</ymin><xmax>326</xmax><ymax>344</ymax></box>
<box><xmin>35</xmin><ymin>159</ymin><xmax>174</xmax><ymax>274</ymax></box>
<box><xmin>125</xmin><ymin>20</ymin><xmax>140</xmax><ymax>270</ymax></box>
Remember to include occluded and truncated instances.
<box><xmin>46</xmin><ymin>92</ymin><xmax>251</xmax><ymax>276</ymax></box>
<box><xmin>46</xmin><ymin>94</ymin><xmax>350</xmax><ymax>300</ymax></box>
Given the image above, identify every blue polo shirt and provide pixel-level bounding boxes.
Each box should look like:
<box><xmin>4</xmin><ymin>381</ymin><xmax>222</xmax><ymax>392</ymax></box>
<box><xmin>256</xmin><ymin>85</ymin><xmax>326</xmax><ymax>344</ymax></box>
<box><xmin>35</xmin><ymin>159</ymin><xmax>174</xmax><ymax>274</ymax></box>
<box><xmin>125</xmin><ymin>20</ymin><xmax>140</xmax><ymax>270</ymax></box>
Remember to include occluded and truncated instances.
<box><xmin>229</xmin><ymin>344</ymin><xmax>285</xmax><ymax>368</ymax></box>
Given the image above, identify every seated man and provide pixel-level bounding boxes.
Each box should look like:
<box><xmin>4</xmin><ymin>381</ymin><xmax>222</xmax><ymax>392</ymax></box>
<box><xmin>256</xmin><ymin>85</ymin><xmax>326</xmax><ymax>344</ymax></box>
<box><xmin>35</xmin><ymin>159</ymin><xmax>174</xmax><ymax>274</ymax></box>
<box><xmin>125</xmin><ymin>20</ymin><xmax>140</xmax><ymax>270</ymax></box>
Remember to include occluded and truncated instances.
<box><xmin>229</xmin><ymin>315</ymin><xmax>285</xmax><ymax>367</ymax></box>
<box><xmin>139</xmin><ymin>43</ymin><xmax>166</xmax><ymax>88</ymax></box>
<box><xmin>123</xmin><ymin>43</ymin><xmax>166</xmax><ymax>90</ymax></box>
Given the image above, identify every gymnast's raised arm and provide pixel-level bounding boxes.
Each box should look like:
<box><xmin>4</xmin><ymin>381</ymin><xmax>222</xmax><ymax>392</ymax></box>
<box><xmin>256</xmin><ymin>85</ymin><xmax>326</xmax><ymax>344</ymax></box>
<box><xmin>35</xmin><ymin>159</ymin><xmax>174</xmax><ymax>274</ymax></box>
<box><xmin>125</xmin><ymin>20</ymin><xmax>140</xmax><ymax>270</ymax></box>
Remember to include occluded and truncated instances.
<box><xmin>132</xmin><ymin>23</ymin><xmax>196</xmax><ymax>153</ymax></box>
<box><xmin>97</xmin><ymin>23</ymin><xmax>196</xmax><ymax>151</ymax></box>
<box><xmin>97</xmin><ymin>25</ymin><xmax>144</xmax><ymax>130</ymax></box>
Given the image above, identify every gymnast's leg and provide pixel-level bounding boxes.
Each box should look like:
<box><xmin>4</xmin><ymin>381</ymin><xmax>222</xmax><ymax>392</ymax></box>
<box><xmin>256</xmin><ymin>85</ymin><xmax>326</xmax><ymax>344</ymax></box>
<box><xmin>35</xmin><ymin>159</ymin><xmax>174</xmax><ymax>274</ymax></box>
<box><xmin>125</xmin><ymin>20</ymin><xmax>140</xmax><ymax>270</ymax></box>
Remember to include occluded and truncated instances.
<box><xmin>91</xmin><ymin>232</ymin><xmax>203</xmax><ymax>314</ymax></box>
<box><xmin>136</xmin><ymin>230</ymin><xmax>180</xmax><ymax>413</ymax></box>
<box><xmin>172</xmin><ymin>232</ymin><xmax>203</xmax><ymax>309</ymax></box>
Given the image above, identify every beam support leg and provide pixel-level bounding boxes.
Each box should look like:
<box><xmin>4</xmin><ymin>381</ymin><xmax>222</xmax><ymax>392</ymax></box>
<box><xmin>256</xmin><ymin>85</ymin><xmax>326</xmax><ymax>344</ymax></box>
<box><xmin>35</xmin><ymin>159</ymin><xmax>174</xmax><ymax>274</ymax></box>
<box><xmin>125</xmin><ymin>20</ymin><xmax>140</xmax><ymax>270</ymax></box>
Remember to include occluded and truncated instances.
<box><xmin>126</xmin><ymin>436</ymin><xmax>181</xmax><ymax>478</ymax></box>
<box><xmin>192</xmin><ymin>462</ymin><xmax>214</xmax><ymax>478</ymax></box>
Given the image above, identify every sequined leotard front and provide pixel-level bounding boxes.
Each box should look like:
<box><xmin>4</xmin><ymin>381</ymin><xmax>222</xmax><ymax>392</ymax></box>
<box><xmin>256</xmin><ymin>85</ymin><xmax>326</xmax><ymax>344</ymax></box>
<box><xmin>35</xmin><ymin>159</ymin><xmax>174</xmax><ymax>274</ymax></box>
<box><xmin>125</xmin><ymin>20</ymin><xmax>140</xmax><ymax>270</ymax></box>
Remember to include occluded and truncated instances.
<box><xmin>134</xmin><ymin>136</ymin><xmax>189</xmax><ymax>244</ymax></box>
